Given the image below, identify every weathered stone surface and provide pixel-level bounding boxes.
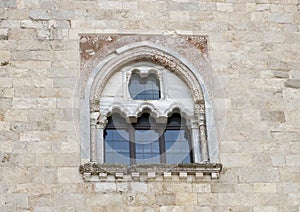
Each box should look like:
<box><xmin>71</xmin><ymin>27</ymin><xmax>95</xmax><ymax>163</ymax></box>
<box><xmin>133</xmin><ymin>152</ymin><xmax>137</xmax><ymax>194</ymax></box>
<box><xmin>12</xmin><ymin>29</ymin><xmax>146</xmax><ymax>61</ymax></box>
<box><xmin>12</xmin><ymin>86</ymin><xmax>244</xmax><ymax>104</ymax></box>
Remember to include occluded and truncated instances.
<box><xmin>0</xmin><ymin>0</ymin><xmax>16</xmax><ymax>8</ymax></box>
<box><xmin>284</xmin><ymin>79</ymin><xmax>300</xmax><ymax>89</ymax></box>
<box><xmin>155</xmin><ymin>194</ymin><xmax>176</xmax><ymax>206</ymax></box>
<box><xmin>261</xmin><ymin>111</ymin><xmax>286</xmax><ymax>122</ymax></box>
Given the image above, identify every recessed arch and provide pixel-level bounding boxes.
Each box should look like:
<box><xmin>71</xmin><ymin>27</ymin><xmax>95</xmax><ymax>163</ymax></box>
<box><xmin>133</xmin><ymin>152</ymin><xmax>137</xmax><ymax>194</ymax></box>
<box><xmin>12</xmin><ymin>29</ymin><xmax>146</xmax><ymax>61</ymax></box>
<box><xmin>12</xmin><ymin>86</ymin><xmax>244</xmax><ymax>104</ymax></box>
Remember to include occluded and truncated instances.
<box><xmin>88</xmin><ymin>42</ymin><xmax>206</xmax><ymax>106</ymax></box>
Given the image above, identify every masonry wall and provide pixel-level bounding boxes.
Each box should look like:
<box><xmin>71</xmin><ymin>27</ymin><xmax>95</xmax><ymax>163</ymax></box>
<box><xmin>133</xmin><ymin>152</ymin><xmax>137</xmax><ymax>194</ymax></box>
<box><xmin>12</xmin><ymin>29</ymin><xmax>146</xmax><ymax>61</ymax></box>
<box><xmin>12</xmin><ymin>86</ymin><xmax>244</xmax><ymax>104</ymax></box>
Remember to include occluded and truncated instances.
<box><xmin>0</xmin><ymin>0</ymin><xmax>300</xmax><ymax>211</ymax></box>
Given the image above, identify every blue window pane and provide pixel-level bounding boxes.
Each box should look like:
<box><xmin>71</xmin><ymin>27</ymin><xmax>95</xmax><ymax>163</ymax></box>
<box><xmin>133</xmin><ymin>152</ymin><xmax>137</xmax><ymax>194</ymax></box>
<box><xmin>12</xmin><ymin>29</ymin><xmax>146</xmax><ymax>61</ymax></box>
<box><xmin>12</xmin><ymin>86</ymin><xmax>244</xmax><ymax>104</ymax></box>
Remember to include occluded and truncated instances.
<box><xmin>164</xmin><ymin>129</ymin><xmax>191</xmax><ymax>164</ymax></box>
<box><xmin>129</xmin><ymin>73</ymin><xmax>160</xmax><ymax>100</ymax></box>
<box><xmin>135</xmin><ymin>129</ymin><xmax>160</xmax><ymax>164</ymax></box>
<box><xmin>105</xmin><ymin>129</ymin><xmax>130</xmax><ymax>165</ymax></box>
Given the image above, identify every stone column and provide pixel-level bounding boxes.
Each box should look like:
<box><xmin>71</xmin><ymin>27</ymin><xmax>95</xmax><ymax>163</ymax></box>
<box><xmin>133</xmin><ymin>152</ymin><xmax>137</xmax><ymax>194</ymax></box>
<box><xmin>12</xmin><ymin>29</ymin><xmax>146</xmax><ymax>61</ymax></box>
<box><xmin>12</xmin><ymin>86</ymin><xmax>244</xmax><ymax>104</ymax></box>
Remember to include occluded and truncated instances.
<box><xmin>195</xmin><ymin>103</ymin><xmax>209</xmax><ymax>162</ymax></box>
<box><xmin>90</xmin><ymin>100</ymin><xmax>100</xmax><ymax>163</ymax></box>
<box><xmin>191</xmin><ymin>122</ymin><xmax>201</xmax><ymax>163</ymax></box>
<box><xmin>96</xmin><ymin>115</ymin><xmax>108</xmax><ymax>163</ymax></box>
<box><xmin>199</xmin><ymin>115</ymin><xmax>209</xmax><ymax>162</ymax></box>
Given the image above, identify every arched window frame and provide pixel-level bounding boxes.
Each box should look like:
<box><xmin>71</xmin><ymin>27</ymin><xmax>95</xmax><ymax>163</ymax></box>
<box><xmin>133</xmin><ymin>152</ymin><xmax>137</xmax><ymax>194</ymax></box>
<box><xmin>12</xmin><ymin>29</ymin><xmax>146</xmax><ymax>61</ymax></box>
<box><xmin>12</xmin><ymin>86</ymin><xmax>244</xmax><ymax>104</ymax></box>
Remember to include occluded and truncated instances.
<box><xmin>79</xmin><ymin>39</ymin><xmax>222</xmax><ymax>180</ymax></box>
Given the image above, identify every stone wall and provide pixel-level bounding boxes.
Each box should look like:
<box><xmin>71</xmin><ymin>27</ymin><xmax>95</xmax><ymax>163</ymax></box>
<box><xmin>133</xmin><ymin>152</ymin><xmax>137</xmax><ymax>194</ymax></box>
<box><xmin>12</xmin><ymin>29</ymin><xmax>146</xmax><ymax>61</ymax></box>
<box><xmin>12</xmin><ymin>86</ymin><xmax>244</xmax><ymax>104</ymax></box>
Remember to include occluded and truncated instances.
<box><xmin>0</xmin><ymin>0</ymin><xmax>299</xmax><ymax>211</ymax></box>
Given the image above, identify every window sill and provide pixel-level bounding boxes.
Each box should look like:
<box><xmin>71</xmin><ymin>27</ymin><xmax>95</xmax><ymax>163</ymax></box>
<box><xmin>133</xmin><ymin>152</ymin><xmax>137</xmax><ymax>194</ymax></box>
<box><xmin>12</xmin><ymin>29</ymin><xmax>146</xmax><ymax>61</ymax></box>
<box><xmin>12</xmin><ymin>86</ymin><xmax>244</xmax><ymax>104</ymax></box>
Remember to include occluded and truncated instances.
<box><xmin>79</xmin><ymin>163</ymin><xmax>223</xmax><ymax>182</ymax></box>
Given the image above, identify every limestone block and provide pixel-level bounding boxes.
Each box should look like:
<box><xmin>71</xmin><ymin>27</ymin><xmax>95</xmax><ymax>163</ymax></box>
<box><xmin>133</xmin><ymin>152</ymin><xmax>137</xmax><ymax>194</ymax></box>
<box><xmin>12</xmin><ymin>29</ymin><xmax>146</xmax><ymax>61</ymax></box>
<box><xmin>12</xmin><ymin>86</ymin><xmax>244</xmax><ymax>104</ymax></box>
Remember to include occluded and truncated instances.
<box><xmin>34</xmin><ymin>207</ymin><xmax>56</xmax><ymax>212</ymax></box>
<box><xmin>86</xmin><ymin>194</ymin><xmax>123</xmax><ymax>206</ymax></box>
<box><xmin>37</xmin><ymin>98</ymin><xmax>56</xmax><ymax>109</ymax></box>
<box><xmin>57</xmin><ymin>167</ymin><xmax>81</xmax><ymax>183</ymax></box>
<box><xmin>0</xmin><ymin>28</ymin><xmax>9</xmax><ymax>40</ymax></box>
<box><xmin>12</xmin><ymin>98</ymin><xmax>37</xmax><ymax>109</ymax></box>
<box><xmin>288</xmin><ymin>193</ymin><xmax>300</xmax><ymax>206</ymax></box>
<box><xmin>159</xmin><ymin>206</ymin><xmax>184</xmax><ymax>212</ymax></box>
<box><xmin>216</xmin><ymin>3</ymin><xmax>233</xmax><ymax>12</ymax></box>
<box><xmin>130</xmin><ymin>182</ymin><xmax>148</xmax><ymax>193</ymax></box>
<box><xmin>289</xmin><ymin>70</ymin><xmax>300</xmax><ymax>79</ymax></box>
<box><xmin>98</xmin><ymin>1</ymin><xmax>137</xmax><ymax>10</ymax></box>
<box><xmin>169</xmin><ymin>11</ymin><xmax>190</xmax><ymax>22</ymax></box>
<box><xmin>11</xmin><ymin>50</ymin><xmax>54</xmax><ymax>61</ymax></box>
<box><xmin>235</xmin><ymin>184</ymin><xmax>253</xmax><ymax>193</ymax></box>
<box><xmin>53</xmin><ymin>78</ymin><xmax>77</xmax><ymax>88</ymax></box>
<box><xmin>239</xmin><ymin>167</ymin><xmax>280</xmax><ymax>183</ymax></box>
<box><xmin>2</xmin><ymin>194</ymin><xmax>29</xmax><ymax>208</ymax></box>
<box><xmin>167</xmin><ymin>2</ymin><xmax>199</xmax><ymax>11</ymax></box>
<box><xmin>269</xmin><ymin>13</ymin><xmax>294</xmax><ymax>24</ymax></box>
<box><xmin>176</xmin><ymin>193</ymin><xmax>197</xmax><ymax>206</ymax></box>
<box><xmin>220</xmin><ymin>153</ymin><xmax>253</xmax><ymax>167</ymax></box>
<box><xmin>211</xmin><ymin>184</ymin><xmax>234</xmax><ymax>193</ymax></box>
<box><xmin>193</xmin><ymin>183</ymin><xmax>211</xmax><ymax>193</ymax></box>
<box><xmin>165</xmin><ymin>183</ymin><xmax>192</xmax><ymax>193</ymax></box>
<box><xmin>0</xmin><ymin>77</ymin><xmax>12</xmax><ymax>88</ymax></box>
<box><xmin>260</xmin><ymin>111</ymin><xmax>286</xmax><ymax>122</ymax></box>
<box><xmin>13</xmin><ymin>61</ymin><xmax>51</xmax><ymax>70</ymax></box>
<box><xmin>278</xmin><ymin>183</ymin><xmax>299</xmax><ymax>194</ymax></box>
<box><xmin>264</xmin><ymin>32</ymin><xmax>285</xmax><ymax>43</ymax></box>
<box><xmin>0</xmin><ymin>20</ymin><xmax>20</xmax><ymax>29</ymax></box>
<box><xmin>13</xmin><ymin>78</ymin><xmax>32</xmax><ymax>87</ymax></box>
<box><xmin>129</xmin><ymin>193</ymin><xmax>155</xmax><ymax>206</ymax></box>
<box><xmin>29</xmin><ymin>194</ymin><xmax>54</xmax><ymax>207</ymax></box>
<box><xmin>95</xmin><ymin>183</ymin><xmax>116</xmax><ymax>193</ymax></box>
<box><xmin>32</xmin><ymin>78</ymin><xmax>53</xmax><ymax>88</ymax></box>
<box><xmin>27</xmin><ymin>141</ymin><xmax>52</xmax><ymax>153</ymax></box>
<box><xmin>273</xmin><ymin>71</ymin><xmax>289</xmax><ymax>78</ymax></box>
<box><xmin>199</xmin><ymin>3</ymin><xmax>216</xmax><ymax>11</ymax></box>
<box><xmin>0</xmin><ymin>0</ymin><xmax>16</xmax><ymax>8</ymax></box>
<box><xmin>197</xmin><ymin>193</ymin><xmax>217</xmax><ymax>206</ymax></box>
<box><xmin>256</xmin><ymin>4</ymin><xmax>270</xmax><ymax>11</ymax></box>
<box><xmin>20</xmin><ymin>20</ymin><xmax>45</xmax><ymax>29</ymax></box>
<box><xmin>192</xmin><ymin>206</ymin><xmax>213</xmax><ymax>212</ymax></box>
<box><xmin>51</xmin><ymin>10</ymin><xmax>74</xmax><ymax>20</ymax></box>
<box><xmin>270</xmin><ymin>155</ymin><xmax>286</xmax><ymax>167</ymax></box>
<box><xmin>253</xmin><ymin>183</ymin><xmax>277</xmax><ymax>193</ymax></box>
<box><xmin>29</xmin><ymin>9</ymin><xmax>51</xmax><ymax>20</ymax></box>
<box><xmin>56</xmin><ymin>98</ymin><xmax>73</xmax><ymax>109</ymax></box>
<box><xmin>51</xmin><ymin>153</ymin><xmax>80</xmax><ymax>166</ymax></box>
<box><xmin>155</xmin><ymin>194</ymin><xmax>176</xmax><ymax>206</ymax></box>
<box><xmin>20</xmin><ymin>131</ymin><xmax>39</xmax><ymax>141</ymax></box>
<box><xmin>285</xmin><ymin>155</ymin><xmax>300</xmax><ymax>166</ymax></box>
<box><xmin>253</xmin><ymin>206</ymin><xmax>278</xmax><ymax>212</ymax></box>
<box><xmin>284</xmin><ymin>79</ymin><xmax>300</xmax><ymax>89</ymax></box>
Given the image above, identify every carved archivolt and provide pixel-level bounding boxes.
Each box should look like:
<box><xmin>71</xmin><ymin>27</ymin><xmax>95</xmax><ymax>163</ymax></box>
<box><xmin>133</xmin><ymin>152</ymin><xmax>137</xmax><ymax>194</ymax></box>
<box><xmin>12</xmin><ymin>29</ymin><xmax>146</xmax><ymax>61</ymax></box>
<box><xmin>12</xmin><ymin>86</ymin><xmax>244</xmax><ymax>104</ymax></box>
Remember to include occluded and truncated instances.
<box><xmin>88</xmin><ymin>44</ymin><xmax>205</xmax><ymax>107</ymax></box>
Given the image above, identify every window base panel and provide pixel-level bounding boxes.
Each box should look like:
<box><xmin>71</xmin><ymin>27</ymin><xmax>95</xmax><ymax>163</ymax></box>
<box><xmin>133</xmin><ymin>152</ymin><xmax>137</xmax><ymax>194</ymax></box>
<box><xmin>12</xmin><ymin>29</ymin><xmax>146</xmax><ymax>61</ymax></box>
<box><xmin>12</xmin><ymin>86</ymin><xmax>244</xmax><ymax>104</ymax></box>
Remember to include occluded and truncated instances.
<box><xmin>79</xmin><ymin>163</ymin><xmax>222</xmax><ymax>182</ymax></box>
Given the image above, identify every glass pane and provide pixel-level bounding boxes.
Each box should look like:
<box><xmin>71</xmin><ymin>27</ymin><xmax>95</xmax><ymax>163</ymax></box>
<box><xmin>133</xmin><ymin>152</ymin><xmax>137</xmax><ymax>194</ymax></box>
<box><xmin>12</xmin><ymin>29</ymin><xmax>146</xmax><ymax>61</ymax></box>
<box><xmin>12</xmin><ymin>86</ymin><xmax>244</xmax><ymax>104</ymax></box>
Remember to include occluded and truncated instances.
<box><xmin>135</xmin><ymin>129</ymin><xmax>160</xmax><ymax>164</ymax></box>
<box><xmin>164</xmin><ymin>129</ymin><xmax>191</xmax><ymax>164</ymax></box>
<box><xmin>128</xmin><ymin>73</ymin><xmax>160</xmax><ymax>100</ymax></box>
<box><xmin>105</xmin><ymin>129</ymin><xmax>130</xmax><ymax>165</ymax></box>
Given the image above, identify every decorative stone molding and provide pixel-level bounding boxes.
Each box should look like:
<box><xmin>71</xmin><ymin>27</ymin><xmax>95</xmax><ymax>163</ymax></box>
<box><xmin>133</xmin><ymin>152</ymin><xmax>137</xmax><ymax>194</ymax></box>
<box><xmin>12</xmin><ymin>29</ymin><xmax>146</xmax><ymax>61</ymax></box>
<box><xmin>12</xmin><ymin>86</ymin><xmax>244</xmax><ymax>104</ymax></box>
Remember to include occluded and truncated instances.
<box><xmin>79</xmin><ymin>163</ymin><xmax>222</xmax><ymax>182</ymax></box>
